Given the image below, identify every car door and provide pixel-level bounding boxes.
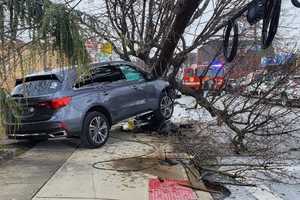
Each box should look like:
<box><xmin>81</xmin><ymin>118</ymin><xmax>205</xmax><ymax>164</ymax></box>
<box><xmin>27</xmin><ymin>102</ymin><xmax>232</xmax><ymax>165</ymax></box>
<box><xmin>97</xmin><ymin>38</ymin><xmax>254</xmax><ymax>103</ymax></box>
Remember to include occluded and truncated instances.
<box><xmin>84</xmin><ymin>65</ymin><xmax>136</xmax><ymax>121</ymax></box>
<box><xmin>93</xmin><ymin>65</ymin><xmax>143</xmax><ymax>121</ymax></box>
<box><xmin>117</xmin><ymin>64</ymin><xmax>154</xmax><ymax>115</ymax></box>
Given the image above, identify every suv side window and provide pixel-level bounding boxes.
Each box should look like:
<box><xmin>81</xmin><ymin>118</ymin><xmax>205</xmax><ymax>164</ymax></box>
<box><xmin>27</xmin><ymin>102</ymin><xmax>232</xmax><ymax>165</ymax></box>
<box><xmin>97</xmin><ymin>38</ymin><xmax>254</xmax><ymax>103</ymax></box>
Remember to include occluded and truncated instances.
<box><xmin>118</xmin><ymin>65</ymin><xmax>145</xmax><ymax>82</ymax></box>
<box><xmin>74</xmin><ymin>66</ymin><xmax>126</xmax><ymax>88</ymax></box>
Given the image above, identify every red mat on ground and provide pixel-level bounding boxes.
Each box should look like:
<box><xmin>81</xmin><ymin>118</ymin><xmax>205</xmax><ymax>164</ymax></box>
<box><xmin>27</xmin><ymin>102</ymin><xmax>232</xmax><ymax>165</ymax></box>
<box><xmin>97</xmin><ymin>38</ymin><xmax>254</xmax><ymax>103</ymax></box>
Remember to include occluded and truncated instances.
<box><xmin>149</xmin><ymin>179</ymin><xmax>197</xmax><ymax>200</ymax></box>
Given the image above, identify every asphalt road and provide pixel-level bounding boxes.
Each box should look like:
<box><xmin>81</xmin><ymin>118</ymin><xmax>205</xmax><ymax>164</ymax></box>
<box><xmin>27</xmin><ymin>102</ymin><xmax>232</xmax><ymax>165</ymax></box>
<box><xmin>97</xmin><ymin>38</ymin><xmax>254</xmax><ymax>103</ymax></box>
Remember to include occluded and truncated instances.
<box><xmin>0</xmin><ymin>138</ymin><xmax>80</xmax><ymax>200</ymax></box>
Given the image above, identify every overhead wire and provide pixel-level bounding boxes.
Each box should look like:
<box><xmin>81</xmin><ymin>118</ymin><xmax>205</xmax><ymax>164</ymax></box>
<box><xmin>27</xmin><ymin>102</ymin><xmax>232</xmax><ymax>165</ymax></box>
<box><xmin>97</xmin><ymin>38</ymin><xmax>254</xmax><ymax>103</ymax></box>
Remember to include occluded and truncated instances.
<box><xmin>262</xmin><ymin>0</ymin><xmax>282</xmax><ymax>49</ymax></box>
<box><xmin>223</xmin><ymin>20</ymin><xmax>239</xmax><ymax>62</ymax></box>
<box><xmin>91</xmin><ymin>132</ymin><xmax>189</xmax><ymax>172</ymax></box>
<box><xmin>291</xmin><ymin>0</ymin><xmax>300</xmax><ymax>8</ymax></box>
<box><xmin>222</xmin><ymin>0</ymin><xmax>299</xmax><ymax>62</ymax></box>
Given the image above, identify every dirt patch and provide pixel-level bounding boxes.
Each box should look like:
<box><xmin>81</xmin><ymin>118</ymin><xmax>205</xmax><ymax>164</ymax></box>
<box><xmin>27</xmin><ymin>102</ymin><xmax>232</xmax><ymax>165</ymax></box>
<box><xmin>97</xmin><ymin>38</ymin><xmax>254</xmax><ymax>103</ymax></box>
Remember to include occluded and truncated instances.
<box><xmin>93</xmin><ymin>156</ymin><xmax>187</xmax><ymax>180</ymax></box>
<box><xmin>93</xmin><ymin>157</ymin><xmax>159</xmax><ymax>172</ymax></box>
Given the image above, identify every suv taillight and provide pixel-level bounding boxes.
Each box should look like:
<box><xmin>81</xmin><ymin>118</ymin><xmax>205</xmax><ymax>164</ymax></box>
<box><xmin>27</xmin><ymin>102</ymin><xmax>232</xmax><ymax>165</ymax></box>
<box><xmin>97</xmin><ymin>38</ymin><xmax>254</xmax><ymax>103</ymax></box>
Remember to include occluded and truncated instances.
<box><xmin>39</xmin><ymin>96</ymin><xmax>72</xmax><ymax>109</ymax></box>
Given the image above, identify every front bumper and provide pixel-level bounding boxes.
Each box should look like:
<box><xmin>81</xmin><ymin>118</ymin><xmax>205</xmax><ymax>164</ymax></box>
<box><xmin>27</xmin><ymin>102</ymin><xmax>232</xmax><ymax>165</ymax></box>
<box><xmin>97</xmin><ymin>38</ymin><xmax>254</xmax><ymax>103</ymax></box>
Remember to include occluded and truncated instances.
<box><xmin>5</xmin><ymin>121</ymin><xmax>67</xmax><ymax>139</ymax></box>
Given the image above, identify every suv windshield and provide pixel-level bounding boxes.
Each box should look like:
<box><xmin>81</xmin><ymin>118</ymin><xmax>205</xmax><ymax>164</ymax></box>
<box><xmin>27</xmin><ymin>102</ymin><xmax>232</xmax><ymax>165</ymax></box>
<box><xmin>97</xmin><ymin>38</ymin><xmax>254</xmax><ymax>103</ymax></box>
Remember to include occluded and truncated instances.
<box><xmin>12</xmin><ymin>75</ymin><xmax>62</xmax><ymax>97</ymax></box>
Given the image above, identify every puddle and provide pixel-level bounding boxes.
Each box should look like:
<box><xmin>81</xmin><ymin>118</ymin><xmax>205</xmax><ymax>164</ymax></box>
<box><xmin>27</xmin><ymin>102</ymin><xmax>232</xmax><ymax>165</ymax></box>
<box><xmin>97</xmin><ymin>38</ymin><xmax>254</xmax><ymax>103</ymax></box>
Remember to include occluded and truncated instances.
<box><xmin>111</xmin><ymin>157</ymin><xmax>159</xmax><ymax>172</ymax></box>
<box><xmin>93</xmin><ymin>157</ymin><xmax>158</xmax><ymax>171</ymax></box>
<box><xmin>93</xmin><ymin>155</ymin><xmax>188</xmax><ymax>180</ymax></box>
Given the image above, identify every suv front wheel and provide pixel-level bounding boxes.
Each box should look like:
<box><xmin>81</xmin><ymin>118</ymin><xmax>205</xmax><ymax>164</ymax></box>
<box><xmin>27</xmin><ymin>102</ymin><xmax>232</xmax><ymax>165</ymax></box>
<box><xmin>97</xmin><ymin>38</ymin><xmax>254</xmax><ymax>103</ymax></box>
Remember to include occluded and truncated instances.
<box><xmin>81</xmin><ymin>111</ymin><xmax>110</xmax><ymax>148</ymax></box>
<box><xmin>154</xmin><ymin>92</ymin><xmax>174</xmax><ymax>121</ymax></box>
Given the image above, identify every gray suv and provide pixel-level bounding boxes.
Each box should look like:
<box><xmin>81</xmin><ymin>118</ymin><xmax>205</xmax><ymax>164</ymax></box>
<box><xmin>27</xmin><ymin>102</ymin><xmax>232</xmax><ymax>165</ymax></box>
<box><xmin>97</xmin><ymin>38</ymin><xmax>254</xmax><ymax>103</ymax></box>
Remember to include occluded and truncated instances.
<box><xmin>5</xmin><ymin>61</ymin><xmax>174</xmax><ymax>148</ymax></box>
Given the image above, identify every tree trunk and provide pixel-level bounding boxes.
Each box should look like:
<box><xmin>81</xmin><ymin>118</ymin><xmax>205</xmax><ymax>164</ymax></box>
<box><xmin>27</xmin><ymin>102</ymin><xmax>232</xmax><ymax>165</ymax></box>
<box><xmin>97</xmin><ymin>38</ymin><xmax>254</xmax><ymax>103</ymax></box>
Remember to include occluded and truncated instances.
<box><xmin>152</xmin><ymin>0</ymin><xmax>202</xmax><ymax>77</ymax></box>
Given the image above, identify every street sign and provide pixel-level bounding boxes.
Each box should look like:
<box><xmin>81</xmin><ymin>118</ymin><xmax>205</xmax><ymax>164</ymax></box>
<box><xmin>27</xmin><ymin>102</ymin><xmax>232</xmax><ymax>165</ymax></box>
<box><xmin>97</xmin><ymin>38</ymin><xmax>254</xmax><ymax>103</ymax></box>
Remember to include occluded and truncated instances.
<box><xmin>100</xmin><ymin>42</ymin><xmax>113</xmax><ymax>55</ymax></box>
<box><xmin>85</xmin><ymin>40</ymin><xmax>114</xmax><ymax>62</ymax></box>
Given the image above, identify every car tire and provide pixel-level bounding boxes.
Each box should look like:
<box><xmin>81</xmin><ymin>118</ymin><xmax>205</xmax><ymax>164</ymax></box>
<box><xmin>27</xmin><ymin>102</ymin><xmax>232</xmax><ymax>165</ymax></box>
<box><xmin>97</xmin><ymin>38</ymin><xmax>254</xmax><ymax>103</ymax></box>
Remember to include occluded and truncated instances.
<box><xmin>281</xmin><ymin>93</ymin><xmax>288</xmax><ymax>106</ymax></box>
<box><xmin>81</xmin><ymin>111</ymin><xmax>110</xmax><ymax>148</ymax></box>
<box><xmin>153</xmin><ymin>91</ymin><xmax>174</xmax><ymax>121</ymax></box>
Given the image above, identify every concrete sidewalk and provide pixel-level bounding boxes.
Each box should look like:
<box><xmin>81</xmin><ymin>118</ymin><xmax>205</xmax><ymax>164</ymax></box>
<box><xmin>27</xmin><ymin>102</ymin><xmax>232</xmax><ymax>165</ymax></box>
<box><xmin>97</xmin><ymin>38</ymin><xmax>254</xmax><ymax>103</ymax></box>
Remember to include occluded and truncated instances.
<box><xmin>0</xmin><ymin>138</ymin><xmax>79</xmax><ymax>200</ymax></box>
<box><xmin>33</xmin><ymin>131</ymin><xmax>213</xmax><ymax>200</ymax></box>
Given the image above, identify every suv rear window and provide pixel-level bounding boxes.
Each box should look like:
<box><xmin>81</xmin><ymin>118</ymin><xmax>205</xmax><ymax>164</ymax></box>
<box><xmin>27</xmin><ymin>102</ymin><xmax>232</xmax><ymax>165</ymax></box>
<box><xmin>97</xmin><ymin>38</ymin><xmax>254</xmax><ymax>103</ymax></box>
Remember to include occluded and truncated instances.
<box><xmin>12</xmin><ymin>75</ymin><xmax>62</xmax><ymax>97</ymax></box>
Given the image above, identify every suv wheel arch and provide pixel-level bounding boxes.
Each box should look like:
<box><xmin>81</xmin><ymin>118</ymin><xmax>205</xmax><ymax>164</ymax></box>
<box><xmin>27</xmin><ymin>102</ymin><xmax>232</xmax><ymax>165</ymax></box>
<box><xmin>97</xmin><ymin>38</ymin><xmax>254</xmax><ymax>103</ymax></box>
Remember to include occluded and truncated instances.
<box><xmin>161</xmin><ymin>86</ymin><xmax>174</xmax><ymax>98</ymax></box>
<box><xmin>83</xmin><ymin>106</ymin><xmax>112</xmax><ymax>127</ymax></box>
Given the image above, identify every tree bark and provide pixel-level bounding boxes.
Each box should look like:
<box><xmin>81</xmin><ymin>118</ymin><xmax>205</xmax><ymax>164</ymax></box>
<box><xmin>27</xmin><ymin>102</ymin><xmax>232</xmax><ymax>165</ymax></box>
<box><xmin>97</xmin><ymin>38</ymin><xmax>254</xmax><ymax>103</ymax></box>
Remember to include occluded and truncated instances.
<box><xmin>152</xmin><ymin>0</ymin><xmax>202</xmax><ymax>77</ymax></box>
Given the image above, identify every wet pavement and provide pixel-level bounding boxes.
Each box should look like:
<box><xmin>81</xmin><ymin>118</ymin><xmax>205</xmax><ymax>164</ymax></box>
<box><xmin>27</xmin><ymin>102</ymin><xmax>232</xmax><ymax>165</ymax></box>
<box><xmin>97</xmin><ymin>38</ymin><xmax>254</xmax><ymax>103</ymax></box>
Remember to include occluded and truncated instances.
<box><xmin>0</xmin><ymin>138</ymin><xmax>80</xmax><ymax>200</ymax></box>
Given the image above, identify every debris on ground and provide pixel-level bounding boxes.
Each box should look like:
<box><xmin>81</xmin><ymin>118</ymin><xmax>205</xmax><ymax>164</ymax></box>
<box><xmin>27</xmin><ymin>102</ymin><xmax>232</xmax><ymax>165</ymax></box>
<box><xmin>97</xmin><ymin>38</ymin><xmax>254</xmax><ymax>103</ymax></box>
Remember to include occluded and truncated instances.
<box><xmin>121</xmin><ymin>114</ymin><xmax>179</xmax><ymax>135</ymax></box>
<box><xmin>119</xmin><ymin>95</ymin><xmax>300</xmax><ymax>200</ymax></box>
<box><xmin>159</xmin><ymin>158</ymin><xmax>179</xmax><ymax>166</ymax></box>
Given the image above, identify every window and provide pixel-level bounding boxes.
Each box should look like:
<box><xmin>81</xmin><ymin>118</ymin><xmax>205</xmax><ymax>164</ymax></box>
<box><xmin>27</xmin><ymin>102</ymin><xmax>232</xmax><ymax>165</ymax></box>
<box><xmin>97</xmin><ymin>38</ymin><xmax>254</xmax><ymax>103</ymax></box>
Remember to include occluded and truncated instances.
<box><xmin>118</xmin><ymin>65</ymin><xmax>144</xmax><ymax>81</ymax></box>
<box><xmin>12</xmin><ymin>75</ymin><xmax>62</xmax><ymax>97</ymax></box>
<box><xmin>75</xmin><ymin>66</ymin><xmax>126</xmax><ymax>88</ymax></box>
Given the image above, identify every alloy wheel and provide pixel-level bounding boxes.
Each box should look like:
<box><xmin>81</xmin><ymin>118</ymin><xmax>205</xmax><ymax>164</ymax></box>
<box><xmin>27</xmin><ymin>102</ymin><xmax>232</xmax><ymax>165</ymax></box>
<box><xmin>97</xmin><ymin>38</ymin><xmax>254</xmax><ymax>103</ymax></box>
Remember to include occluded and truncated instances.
<box><xmin>160</xmin><ymin>95</ymin><xmax>173</xmax><ymax>119</ymax></box>
<box><xmin>89</xmin><ymin>116</ymin><xmax>109</xmax><ymax>144</ymax></box>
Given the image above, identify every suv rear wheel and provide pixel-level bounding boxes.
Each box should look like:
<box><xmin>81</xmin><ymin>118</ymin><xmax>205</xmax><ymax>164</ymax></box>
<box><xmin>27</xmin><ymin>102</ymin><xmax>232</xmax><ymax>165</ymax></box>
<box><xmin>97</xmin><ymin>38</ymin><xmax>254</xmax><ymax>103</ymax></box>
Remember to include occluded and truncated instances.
<box><xmin>154</xmin><ymin>92</ymin><xmax>174</xmax><ymax>121</ymax></box>
<box><xmin>81</xmin><ymin>111</ymin><xmax>110</xmax><ymax>148</ymax></box>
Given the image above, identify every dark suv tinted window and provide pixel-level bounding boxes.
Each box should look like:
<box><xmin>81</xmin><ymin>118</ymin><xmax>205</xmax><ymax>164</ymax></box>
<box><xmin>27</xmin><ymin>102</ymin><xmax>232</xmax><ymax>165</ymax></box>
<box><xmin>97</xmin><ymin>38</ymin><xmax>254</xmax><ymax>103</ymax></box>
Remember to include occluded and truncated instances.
<box><xmin>75</xmin><ymin>66</ymin><xmax>126</xmax><ymax>88</ymax></box>
<box><xmin>12</xmin><ymin>76</ymin><xmax>62</xmax><ymax>97</ymax></box>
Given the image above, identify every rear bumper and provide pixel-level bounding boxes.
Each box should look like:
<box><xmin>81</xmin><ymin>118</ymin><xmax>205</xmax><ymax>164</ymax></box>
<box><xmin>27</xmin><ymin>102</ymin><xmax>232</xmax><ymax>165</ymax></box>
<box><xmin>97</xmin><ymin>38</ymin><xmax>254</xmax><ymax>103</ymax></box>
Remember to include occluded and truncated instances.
<box><xmin>5</xmin><ymin>121</ymin><xmax>67</xmax><ymax>139</ymax></box>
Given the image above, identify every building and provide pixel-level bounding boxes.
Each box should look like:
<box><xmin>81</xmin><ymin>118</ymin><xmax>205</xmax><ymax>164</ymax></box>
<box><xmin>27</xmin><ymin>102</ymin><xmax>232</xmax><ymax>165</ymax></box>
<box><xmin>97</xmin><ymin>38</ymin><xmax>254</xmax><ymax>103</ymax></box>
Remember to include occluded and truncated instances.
<box><xmin>197</xmin><ymin>39</ymin><xmax>267</xmax><ymax>79</ymax></box>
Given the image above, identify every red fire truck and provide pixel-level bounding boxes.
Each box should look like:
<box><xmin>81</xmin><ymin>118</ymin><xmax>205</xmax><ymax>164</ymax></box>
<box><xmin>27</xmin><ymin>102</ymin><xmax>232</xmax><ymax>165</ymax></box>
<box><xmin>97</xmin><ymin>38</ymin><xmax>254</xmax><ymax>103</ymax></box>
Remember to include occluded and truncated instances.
<box><xmin>182</xmin><ymin>63</ymin><xmax>225</xmax><ymax>91</ymax></box>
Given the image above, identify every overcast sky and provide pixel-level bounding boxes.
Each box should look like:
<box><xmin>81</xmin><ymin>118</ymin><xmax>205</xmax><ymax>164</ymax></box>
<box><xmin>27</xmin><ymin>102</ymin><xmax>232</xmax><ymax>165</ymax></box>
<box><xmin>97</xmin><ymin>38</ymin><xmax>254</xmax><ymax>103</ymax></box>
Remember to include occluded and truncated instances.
<box><xmin>278</xmin><ymin>0</ymin><xmax>300</xmax><ymax>48</ymax></box>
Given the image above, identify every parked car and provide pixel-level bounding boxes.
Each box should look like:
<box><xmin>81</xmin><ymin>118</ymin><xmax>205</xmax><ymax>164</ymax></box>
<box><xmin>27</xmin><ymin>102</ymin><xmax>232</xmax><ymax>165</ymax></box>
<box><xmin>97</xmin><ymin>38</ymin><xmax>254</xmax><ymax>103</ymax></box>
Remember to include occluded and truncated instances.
<box><xmin>5</xmin><ymin>61</ymin><xmax>174</xmax><ymax>148</ymax></box>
